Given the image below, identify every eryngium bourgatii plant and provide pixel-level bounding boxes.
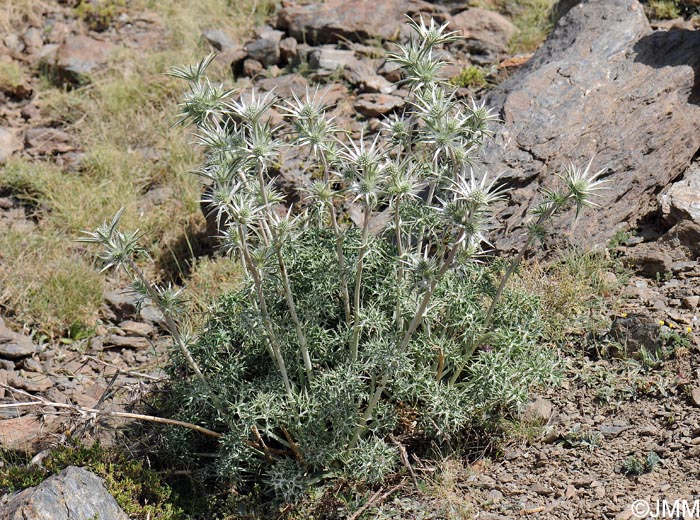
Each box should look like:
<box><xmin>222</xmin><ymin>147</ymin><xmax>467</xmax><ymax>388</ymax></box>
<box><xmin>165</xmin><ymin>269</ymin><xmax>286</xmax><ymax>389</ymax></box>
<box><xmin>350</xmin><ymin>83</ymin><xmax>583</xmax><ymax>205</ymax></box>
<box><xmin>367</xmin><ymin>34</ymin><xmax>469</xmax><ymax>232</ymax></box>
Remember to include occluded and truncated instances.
<box><xmin>83</xmin><ymin>17</ymin><xmax>608</xmax><ymax>499</ymax></box>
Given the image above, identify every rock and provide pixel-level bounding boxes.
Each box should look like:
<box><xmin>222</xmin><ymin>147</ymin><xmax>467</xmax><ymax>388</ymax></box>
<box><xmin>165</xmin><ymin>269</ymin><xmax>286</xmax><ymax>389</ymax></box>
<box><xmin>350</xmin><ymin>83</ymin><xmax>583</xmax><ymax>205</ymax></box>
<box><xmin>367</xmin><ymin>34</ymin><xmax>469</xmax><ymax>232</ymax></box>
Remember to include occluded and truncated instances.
<box><xmin>308</xmin><ymin>47</ymin><xmax>356</xmax><ymax>74</ymax></box>
<box><xmin>279</xmin><ymin>36</ymin><xmax>298</xmax><ymax>65</ymax></box>
<box><xmin>25</xmin><ymin>127</ymin><xmax>76</xmax><ymax>156</ymax></box>
<box><xmin>32</xmin><ymin>43</ymin><xmax>59</xmax><ymax>66</ymax></box>
<box><xmin>276</xmin><ymin>0</ymin><xmax>444</xmax><ymax>45</ymax></box>
<box><xmin>139</xmin><ymin>303</ymin><xmax>164</xmax><ymax>327</ymax></box>
<box><xmin>105</xmin><ymin>289</ymin><xmax>139</xmax><ymax>320</ymax></box>
<box><xmin>0</xmin><ymin>318</ymin><xmax>38</xmax><ymax>359</ymax></box>
<box><xmin>118</xmin><ymin>320</ymin><xmax>154</xmax><ymax>337</ymax></box>
<box><xmin>255</xmin><ymin>73</ymin><xmax>309</xmax><ymax>99</ymax></box>
<box><xmin>609</xmin><ymin>314</ymin><xmax>663</xmax><ymax>355</ymax></box>
<box><xmin>664</xmin><ymin>221</ymin><xmax>700</xmax><ymax>257</ymax></box>
<box><xmin>20</xmin><ymin>357</ymin><xmax>43</xmax><ymax>373</ymax></box>
<box><xmin>378</xmin><ymin>59</ymin><xmax>403</xmax><ymax>82</ymax></box>
<box><xmin>599</xmin><ymin>425</ymin><xmax>632</xmax><ymax>437</ymax></box>
<box><xmin>660</xmin><ymin>161</ymin><xmax>700</xmax><ymax>227</ymax></box>
<box><xmin>0</xmin><ymin>466</ymin><xmax>129</xmax><ymax>520</ymax></box>
<box><xmin>482</xmin><ymin>0</ymin><xmax>700</xmax><ymax>253</ymax></box>
<box><xmin>450</xmin><ymin>8</ymin><xmax>518</xmax><ymax>55</ymax></box>
<box><xmin>4</xmin><ymin>34</ymin><xmax>24</xmax><ymax>53</ymax></box>
<box><xmin>627</xmin><ymin>247</ymin><xmax>674</xmax><ymax>278</ymax></box>
<box><xmin>690</xmin><ymin>387</ymin><xmax>700</xmax><ymax>407</ymax></box>
<box><xmin>22</xmin><ymin>27</ymin><xmax>43</xmax><ymax>53</ymax></box>
<box><xmin>551</xmin><ymin>0</ymin><xmax>584</xmax><ymax>22</ymax></box>
<box><xmin>614</xmin><ymin>510</ymin><xmax>634</xmax><ymax>520</ymax></box>
<box><xmin>0</xmin><ymin>415</ymin><xmax>60</xmax><ymax>452</ymax></box>
<box><xmin>682</xmin><ymin>296</ymin><xmax>699</xmax><ymax>310</ymax></box>
<box><xmin>9</xmin><ymin>371</ymin><xmax>53</xmax><ymax>393</ymax></box>
<box><xmin>0</xmin><ymin>127</ymin><xmax>23</xmax><ymax>165</ymax></box>
<box><xmin>530</xmin><ymin>483</ymin><xmax>554</xmax><ymax>496</ymax></box>
<box><xmin>521</xmin><ymin>397</ymin><xmax>553</xmax><ymax>424</ymax></box>
<box><xmin>54</xmin><ymin>35</ymin><xmax>115</xmax><ymax>84</ymax></box>
<box><xmin>242</xmin><ymin>58</ymin><xmax>263</xmax><ymax>77</ymax></box>
<box><xmin>220</xmin><ymin>44</ymin><xmax>247</xmax><ymax>76</ymax></box>
<box><xmin>246</xmin><ymin>35</ymin><xmax>282</xmax><ymax>67</ymax></box>
<box><xmin>103</xmin><ymin>334</ymin><xmax>151</xmax><ymax>349</ymax></box>
<box><xmin>354</xmin><ymin>93</ymin><xmax>405</xmax><ymax>117</ymax></box>
<box><xmin>342</xmin><ymin>59</ymin><xmax>395</xmax><ymax>93</ymax></box>
<box><xmin>202</xmin><ymin>28</ymin><xmax>236</xmax><ymax>51</ymax></box>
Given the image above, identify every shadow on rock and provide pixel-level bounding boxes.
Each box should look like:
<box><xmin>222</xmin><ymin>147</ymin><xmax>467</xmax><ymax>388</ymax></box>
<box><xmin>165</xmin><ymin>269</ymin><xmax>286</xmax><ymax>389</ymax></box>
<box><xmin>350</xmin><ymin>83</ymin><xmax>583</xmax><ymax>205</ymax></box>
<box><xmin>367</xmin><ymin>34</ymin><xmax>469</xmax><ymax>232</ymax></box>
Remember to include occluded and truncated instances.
<box><xmin>633</xmin><ymin>28</ymin><xmax>700</xmax><ymax>105</ymax></box>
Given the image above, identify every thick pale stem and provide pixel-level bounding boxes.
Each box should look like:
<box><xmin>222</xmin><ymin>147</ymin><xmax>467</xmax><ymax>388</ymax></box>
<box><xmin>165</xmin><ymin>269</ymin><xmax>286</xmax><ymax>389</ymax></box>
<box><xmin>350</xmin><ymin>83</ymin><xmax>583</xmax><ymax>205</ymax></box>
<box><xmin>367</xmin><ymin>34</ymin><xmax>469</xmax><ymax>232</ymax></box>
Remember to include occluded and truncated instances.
<box><xmin>125</xmin><ymin>259</ymin><xmax>228</xmax><ymax>417</ymax></box>
<box><xmin>350</xmin><ymin>201</ymin><xmax>372</xmax><ymax>362</ymax></box>
<box><xmin>393</xmin><ymin>196</ymin><xmax>404</xmax><ymax>332</ymax></box>
<box><xmin>321</xmin><ymin>153</ymin><xmax>351</xmax><ymax>322</ymax></box>
<box><xmin>416</xmin><ymin>156</ymin><xmax>439</xmax><ymax>256</ymax></box>
<box><xmin>349</xmin><ymin>232</ymin><xmax>464</xmax><ymax>448</ymax></box>
<box><xmin>256</xmin><ymin>166</ymin><xmax>313</xmax><ymax>382</ymax></box>
<box><xmin>449</xmin><ymin>198</ymin><xmax>565</xmax><ymax>385</ymax></box>
<box><xmin>237</xmin><ymin>226</ymin><xmax>293</xmax><ymax>396</ymax></box>
<box><xmin>126</xmin><ymin>260</ymin><xmax>204</xmax><ymax>383</ymax></box>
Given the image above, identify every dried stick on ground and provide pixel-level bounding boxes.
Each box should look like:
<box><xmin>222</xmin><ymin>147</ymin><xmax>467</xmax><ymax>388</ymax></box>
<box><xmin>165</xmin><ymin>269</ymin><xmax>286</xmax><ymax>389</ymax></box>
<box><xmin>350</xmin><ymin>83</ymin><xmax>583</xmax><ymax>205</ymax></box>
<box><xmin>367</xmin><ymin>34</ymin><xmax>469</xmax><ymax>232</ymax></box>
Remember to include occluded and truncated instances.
<box><xmin>0</xmin><ymin>383</ymin><xmax>222</xmax><ymax>439</ymax></box>
<box><xmin>348</xmin><ymin>482</ymin><xmax>404</xmax><ymax>520</ymax></box>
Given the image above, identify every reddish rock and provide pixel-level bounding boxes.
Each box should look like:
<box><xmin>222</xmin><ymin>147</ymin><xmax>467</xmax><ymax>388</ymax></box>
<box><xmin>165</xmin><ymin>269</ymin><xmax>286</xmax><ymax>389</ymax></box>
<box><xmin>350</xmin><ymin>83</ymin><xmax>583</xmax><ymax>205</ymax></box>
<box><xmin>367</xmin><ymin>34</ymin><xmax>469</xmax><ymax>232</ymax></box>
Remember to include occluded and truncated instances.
<box><xmin>0</xmin><ymin>415</ymin><xmax>60</xmax><ymax>452</ymax></box>
<box><xmin>0</xmin><ymin>318</ymin><xmax>38</xmax><ymax>359</ymax></box>
<box><xmin>25</xmin><ymin>127</ymin><xmax>76</xmax><ymax>156</ymax></box>
<box><xmin>354</xmin><ymin>93</ymin><xmax>405</xmax><ymax>117</ymax></box>
<box><xmin>660</xmin><ymin>161</ymin><xmax>700</xmax><ymax>228</ymax></box>
<box><xmin>255</xmin><ymin>73</ymin><xmax>309</xmax><ymax>99</ymax></box>
<box><xmin>55</xmin><ymin>35</ymin><xmax>115</xmax><ymax>84</ymax></box>
<box><xmin>276</xmin><ymin>0</ymin><xmax>445</xmax><ymax>45</ymax></box>
<box><xmin>9</xmin><ymin>371</ymin><xmax>53</xmax><ymax>393</ymax></box>
<box><xmin>450</xmin><ymin>7</ymin><xmax>518</xmax><ymax>55</ymax></box>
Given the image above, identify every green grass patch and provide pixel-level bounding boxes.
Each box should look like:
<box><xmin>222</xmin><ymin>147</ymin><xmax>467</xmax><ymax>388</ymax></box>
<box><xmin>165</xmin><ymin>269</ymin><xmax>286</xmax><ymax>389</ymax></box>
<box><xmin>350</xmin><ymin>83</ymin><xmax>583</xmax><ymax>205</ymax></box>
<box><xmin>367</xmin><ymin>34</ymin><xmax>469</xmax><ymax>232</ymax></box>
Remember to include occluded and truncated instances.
<box><xmin>0</xmin><ymin>61</ymin><xmax>25</xmax><ymax>91</ymax></box>
<box><xmin>449</xmin><ymin>66</ymin><xmax>488</xmax><ymax>89</ymax></box>
<box><xmin>471</xmin><ymin>0</ymin><xmax>556</xmax><ymax>53</ymax></box>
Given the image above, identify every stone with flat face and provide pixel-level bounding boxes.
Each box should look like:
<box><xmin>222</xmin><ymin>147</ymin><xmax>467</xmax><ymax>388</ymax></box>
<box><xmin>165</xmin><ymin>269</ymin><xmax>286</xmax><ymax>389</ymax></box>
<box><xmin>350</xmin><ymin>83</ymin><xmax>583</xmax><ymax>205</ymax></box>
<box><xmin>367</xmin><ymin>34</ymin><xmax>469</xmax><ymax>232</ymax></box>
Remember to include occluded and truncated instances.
<box><xmin>481</xmin><ymin>0</ymin><xmax>700</xmax><ymax>253</ymax></box>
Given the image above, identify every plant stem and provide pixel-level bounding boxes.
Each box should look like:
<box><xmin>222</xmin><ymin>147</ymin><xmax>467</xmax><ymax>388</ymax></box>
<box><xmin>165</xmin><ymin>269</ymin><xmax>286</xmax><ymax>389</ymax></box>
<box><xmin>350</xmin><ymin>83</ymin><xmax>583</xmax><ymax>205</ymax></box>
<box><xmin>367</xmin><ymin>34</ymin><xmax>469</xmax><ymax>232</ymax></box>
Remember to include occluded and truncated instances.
<box><xmin>350</xmin><ymin>201</ymin><xmax>372</xmax><ymax>362</ymax></box>
<box><xmin>349</xmin><ymin>231</ymin><xmax>464</xmax><ymax>448</ymax></box>
<box><xmin>237</xmin><ymin>226</ymin><xmax>293</xmax><ymax>396</ymax></box>
<box><xmin>393</xmin><ymin>196</ymin><xmax>404</xmax><ymax>331</ymax></box>
<box><xmin>125</xmin><ymin>260</ymin><xmax>204</xmax><ymax>384</ymax></box>
<box><xmin>449</xmin><ymin>198</ymin><xmax>564</xmax><ymax>384</ymax></box>
<box><xmin>321</xmin><ymin>153</ymin><xmax>351</xmax><ymax>322</ymax></box>
<box><xmin>256</xmin><ymin>166</ymin><xmax>313</xmax><ymax>382</ymax></box>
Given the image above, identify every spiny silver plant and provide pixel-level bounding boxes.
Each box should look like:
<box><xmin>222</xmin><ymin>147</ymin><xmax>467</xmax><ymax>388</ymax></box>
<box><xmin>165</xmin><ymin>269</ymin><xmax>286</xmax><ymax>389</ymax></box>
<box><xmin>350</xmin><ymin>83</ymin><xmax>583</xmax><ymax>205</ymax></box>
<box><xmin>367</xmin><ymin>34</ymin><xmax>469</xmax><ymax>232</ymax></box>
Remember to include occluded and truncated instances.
<box><xmin>82</xmin><ymin>16</ymin><xmax>608</xmax><ymax>498</ymax></box>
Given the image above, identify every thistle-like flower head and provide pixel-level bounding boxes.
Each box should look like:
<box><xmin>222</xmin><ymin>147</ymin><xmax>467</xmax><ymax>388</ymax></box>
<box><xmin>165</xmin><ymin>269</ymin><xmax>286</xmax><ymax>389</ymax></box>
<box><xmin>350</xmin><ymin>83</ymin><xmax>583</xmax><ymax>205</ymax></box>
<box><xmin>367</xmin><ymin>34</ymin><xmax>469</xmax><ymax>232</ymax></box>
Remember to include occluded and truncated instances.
<box><xmin>78</xmin><ymin>208</ymin><xmax>145</xmax><ymax>272</ymax></box>
<box><xmin>407</xmin><ymin>15</ymin><xmax>460</xmax><ymax>50</ymax></box>
<box><xmin>226</xmin><ymin>89</ymin><xmax>277</xmax><ymax>126</ymax></box>
<box><xmin>560</xmin><ymin>158</ymin><xmax>610</xmax><ymax>216</ymax></box>
<box><xmin>447</xmin><ymin>170</ymin><xmax>509</xmax><ymax>211</ymax></box>
<box><xmin>167</xmin><ymin>53</ymin><xmax>217</xmax><ymax>83</ymax></box>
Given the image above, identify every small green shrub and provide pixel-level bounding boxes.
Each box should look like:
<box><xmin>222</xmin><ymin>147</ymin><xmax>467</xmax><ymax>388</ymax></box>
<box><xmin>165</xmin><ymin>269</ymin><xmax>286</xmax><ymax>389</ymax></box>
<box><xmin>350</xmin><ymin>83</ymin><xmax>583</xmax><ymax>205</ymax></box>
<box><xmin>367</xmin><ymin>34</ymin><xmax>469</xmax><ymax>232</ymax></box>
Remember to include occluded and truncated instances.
<box><xmin>83</xmin><ymin>17</ymin><xmax>607</xmax><ymax>501</ymax></box>
<box><xmin>449</xmin><ymin>66</ymin><xmax>488</xmax><ymax>89</ymax></box>
<box><xmin>75</xmin><ymin>0</ymin><xmax>127</xmax><ymax>32</ymax></box>
<box><xmin>621</xmin><ymin>451</ymin><xmax>661</xmax><ymax>476</ymax></box>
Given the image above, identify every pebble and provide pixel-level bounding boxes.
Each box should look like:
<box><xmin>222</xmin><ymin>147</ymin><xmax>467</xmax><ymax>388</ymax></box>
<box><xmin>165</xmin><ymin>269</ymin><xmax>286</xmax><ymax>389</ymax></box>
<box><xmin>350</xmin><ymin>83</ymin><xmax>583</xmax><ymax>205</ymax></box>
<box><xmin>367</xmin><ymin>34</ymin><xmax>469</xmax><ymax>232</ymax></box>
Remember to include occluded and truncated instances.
<box><xmin>530</xmin><ymin>483</ymin><xmax>554</xmax><ymax>496</ymax></box>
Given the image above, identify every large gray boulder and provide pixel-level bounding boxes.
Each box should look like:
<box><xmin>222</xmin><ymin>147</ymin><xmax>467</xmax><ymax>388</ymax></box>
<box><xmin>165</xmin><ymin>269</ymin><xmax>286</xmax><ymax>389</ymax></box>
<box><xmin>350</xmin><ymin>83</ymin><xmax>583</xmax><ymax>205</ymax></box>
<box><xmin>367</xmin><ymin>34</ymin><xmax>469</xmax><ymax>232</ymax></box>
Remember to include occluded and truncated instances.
<box><xmin>482</xmin><ymin>0</ymin><xmax>700</xmax><ymax>253</ymax></box>
<box><xmin>0</xmin><ymin>466</ymin><xmax>129</xmax><ymax>520</ymax></box>
<box><xmin>275</xmin><ymin>0</ymin><xmax>446</xmax><ymax>45</ymax></box>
